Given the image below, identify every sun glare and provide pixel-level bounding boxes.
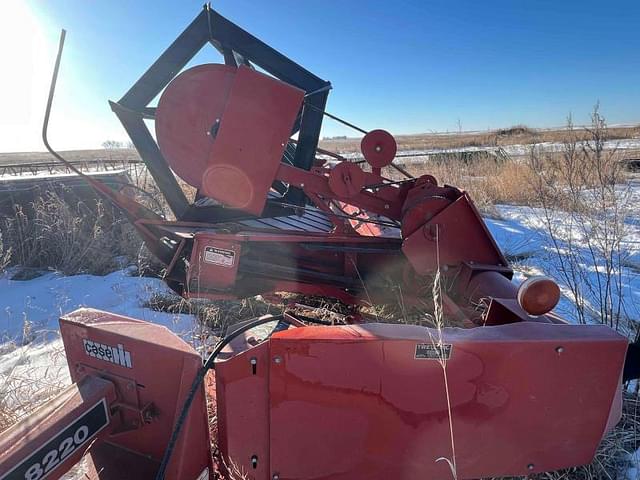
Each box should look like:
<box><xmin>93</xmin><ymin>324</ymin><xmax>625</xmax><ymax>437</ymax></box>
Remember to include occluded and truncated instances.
<box><xmin>0</xmin><ymin>1</ymin><xmax>55</xmax><ymax>151</ymax></box>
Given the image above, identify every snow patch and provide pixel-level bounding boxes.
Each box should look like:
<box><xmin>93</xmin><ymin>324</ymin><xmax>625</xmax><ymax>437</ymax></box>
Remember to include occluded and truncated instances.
<box><xmin>0</xmin><ymin>268</ymin><xmax>195</xmax><ymax>344</ymax></box>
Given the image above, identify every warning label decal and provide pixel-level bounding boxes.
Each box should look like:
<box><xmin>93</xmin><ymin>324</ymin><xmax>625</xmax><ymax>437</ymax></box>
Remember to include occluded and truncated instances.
<box><xmin>203</xmin><ymin>246</ymin><xmax>236</xmax><ymax>268</ymax></box>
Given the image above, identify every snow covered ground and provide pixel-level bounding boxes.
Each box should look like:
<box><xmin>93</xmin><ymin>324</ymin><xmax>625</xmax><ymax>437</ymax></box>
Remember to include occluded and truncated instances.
<box><xmin>0</xmin><ymin>268</ymin><xmax>196</xmax><ymax>343</ymax></box>
<box><xmin>485</xmin><ymin>203</ymin><xmax>640</xmax><ymax>328</ymax></box>
<box><xmin>326</xmin><ymin>137</ymin><xmax>640</xmax><ymax>164</ymax></box>
<box><xmin>483</xmin><ymin>179</ymin><xmax>640</xmax><ymax>330</ymax></box>
<box><xmin>0</xmin><ymin>269</ymin><xmax>197</xmax><ymax>416</ymax></box>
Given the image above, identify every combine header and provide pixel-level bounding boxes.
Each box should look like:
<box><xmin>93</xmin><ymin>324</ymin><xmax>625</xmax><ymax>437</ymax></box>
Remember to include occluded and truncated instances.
<box><xmin>1</xmin><ymin>5</ymin><xmax>638</xmax><ymax>480</ymax></box>
<box><xmin>107</xmin><ymin>9</ymin><xmax>515</xmax><ymax>310</ymax></box>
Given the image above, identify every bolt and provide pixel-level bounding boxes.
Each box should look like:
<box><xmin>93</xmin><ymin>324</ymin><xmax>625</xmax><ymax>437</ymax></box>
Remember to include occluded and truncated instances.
<box><xmin>375</xmin><ymin>145</ymin><xmax>382</xmax><ymax>153</ymax></box>
<box><xmin>273</xmin><ymin>356</ymin><xmax>282</xmax><ymax>364</ymax></box>
<box><xmin>527</xmin><ymin>463</ymin><xmax>534</xmax><ymax>470</ymax></box>
<box><xmin>272</xmin><ymin>474</ymin><xmax>280</xmax><ymax>480</ymax></box>
<box><xmin>555</xmin><ymin>346</ymin><xmax>564</xmax><ymax>354</ymax></box>
<box><xmin>384</xmin><ymin>204</ymin><xmax>389</xmax><ymax>209</ymax></box>
<box><xmin>300</xmin><ymin>183</ymin><xmax>305</xmax><ymax>188</ymax></box>
<box><xmin>250</xmin><ymin>357</ymin><xmax>257</xmax><ymax>365</ymax></box>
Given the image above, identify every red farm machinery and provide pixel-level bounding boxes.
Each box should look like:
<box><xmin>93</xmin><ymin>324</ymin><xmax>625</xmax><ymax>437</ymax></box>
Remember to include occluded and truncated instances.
<box><xmin>1</xmin><ymin>5</ymin><xmax>639</xmax><ymax>480</ymax></box>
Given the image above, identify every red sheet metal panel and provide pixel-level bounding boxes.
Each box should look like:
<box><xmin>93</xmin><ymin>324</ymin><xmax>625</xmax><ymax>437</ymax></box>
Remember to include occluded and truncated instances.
<box><xmin>216</xmin><ymin>341</ymin><xmax>271</xmax><ymax>480</ymax></box>
<box><xmin>156</xmin><ymin>63</ymin><xmax>304</xmax><ymax>215</ymax></box>
<box><xmin>263</xmin><ymin>322</ymin><xmax>626</xmax><ymax>479</ymax></box>
<box><xmin>188</xmin><ymin>233</ymin><xmax>242</xmax><ymax>291</ymax></box>
<box><xmin>202</xmin><ymin>66</ymin><xmax>304</xmax><ymax>213</ymax></box>
<box><xmin>402</xmin><ymin>193</ymin><xmax>506</xmax><ymax>274</ymax></box>
<box><xmin>0</xmin><ymin>376</ymin><xmax>117</xmax><ymax>480</ymax></box>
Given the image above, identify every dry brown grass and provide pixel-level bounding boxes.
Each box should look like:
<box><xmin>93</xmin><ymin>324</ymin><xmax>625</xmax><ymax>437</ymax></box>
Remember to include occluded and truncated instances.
<box><xmin>390</xmin><ymin>156</ymin><xmax>536</xmax><ymax>210</ymax></box>
<box><xmin>381</xmin><ymin>145</ymin><xmax>637</xmax><ymax>213</ymax></box>
<box><xmin>0</xmin><ymin>191</ymin><xmax>149</xmax><ymax>277</ymax></box>
<box><xmin>0</xmin><ymin>335</ymin><xmax>69</xmax><ymax>433</ymax></box>
<box><xmin>0</xmin><ymin>119</ymin><xmax>638</xmax><ymax>478</ymax></box>
<box><xmin>144</xmin><ymin>292</ymin><xmax>283</xmax><ymax>335</ymax></box>
<box><xmin>1</xmin><ymin>123</ymin><xmax>636</xmax><ymax>167</ymax></box>
<box><xmin>0</xmin><ymin>148</ymin><xmax>140</xmax><ymax>166</ymax></box>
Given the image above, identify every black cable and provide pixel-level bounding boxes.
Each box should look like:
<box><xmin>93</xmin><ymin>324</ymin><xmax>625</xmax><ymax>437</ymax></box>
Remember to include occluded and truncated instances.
<box><xmin>154</xmin><ymin>314</ymin><xmax>287</xmax><ymax>480</ymax></box>
<box><xmin>301</xmin><ymin>103</ymin><xmax>414</xmax><ymax>179</ymax></box>
<box><xmin>303</xmin><ymin>102</ymin><xmax>368</xmax><ymax>135</ymax></box>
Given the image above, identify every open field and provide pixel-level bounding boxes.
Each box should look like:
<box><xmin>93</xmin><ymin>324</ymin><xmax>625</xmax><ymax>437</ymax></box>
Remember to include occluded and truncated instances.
<box><xmin>0</xmin><ymin>148</ymin><xmax>139</xmax><ymax>166</ymax></box>
<box><xmin>0</xmin><ymin>123</ymin><xmax>637</xmax><ymax>167</ymax></box>
<box><xmin>320</xmin><ymin>123</ymin><xmax>640</xmax><ymax>154</ymax></box>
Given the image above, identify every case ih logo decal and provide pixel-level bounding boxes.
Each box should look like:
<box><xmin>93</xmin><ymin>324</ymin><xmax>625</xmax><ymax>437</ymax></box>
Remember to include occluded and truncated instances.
<box><xmin>83</xmin><ymin>339</ymin><xmax>132</xmax><ymax>368</ymax></box>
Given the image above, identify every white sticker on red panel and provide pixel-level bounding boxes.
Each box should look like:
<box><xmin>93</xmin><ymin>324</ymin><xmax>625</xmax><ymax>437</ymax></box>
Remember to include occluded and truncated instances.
<box><xmin>203</xmin><ymin>246</ymin><xmax>235</xmax><ymax>268</ymax></box>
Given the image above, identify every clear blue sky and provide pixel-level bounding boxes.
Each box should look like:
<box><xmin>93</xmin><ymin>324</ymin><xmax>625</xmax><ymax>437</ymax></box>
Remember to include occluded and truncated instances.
<box><xmin>2</xmin><ymin>0</ymin><xmax>639</xmax><ymax>151</ymax></box>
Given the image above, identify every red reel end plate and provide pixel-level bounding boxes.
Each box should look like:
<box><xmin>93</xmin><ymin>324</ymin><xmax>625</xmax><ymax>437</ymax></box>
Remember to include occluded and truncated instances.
<box><xmin>360</xmin><ymin>129</ymin><xmax>397</xmax><ymax>168</ymax></box>
<box><xmin>155</xmin><ymin>64</ymin><xmax>237</xmax><ymax>189</ymax></box>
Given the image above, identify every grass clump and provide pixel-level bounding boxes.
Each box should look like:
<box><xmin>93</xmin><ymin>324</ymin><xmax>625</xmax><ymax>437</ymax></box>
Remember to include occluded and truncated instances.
<box><xmin>0</xmin><ymin>190</ymin><xmax>153</xmax><ymax>277</ymax></box>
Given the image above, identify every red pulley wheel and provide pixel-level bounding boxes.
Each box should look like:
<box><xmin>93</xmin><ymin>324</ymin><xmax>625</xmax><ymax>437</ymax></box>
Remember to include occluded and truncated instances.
<box><xmin>360</xmin><ymin>129</ymin><xmax>397</xmax><ymax>168</ymax></box>
<box><xmin>328</xmin><ymin>162</ymin><xmax>366</xmax><ymax>198</ymax></box>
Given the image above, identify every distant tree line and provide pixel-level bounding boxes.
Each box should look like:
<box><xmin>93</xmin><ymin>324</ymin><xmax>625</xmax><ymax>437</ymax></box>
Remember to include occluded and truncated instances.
<box><xmin>102</xmin><ymin>140</ymin><xmax>134</xmax><ymax>149</ymax></box>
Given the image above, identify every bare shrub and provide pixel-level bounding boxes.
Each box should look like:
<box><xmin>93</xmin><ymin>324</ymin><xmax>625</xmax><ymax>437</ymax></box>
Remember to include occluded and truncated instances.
<box><xmin>526</xmin><ymin>106</ymin><xmax>634</xmax><ymax>329</ymax></box>
<box><xmin>501</xmin><ymin>107</ymin><xmax>639</xmax><ymax>478</ymax></box>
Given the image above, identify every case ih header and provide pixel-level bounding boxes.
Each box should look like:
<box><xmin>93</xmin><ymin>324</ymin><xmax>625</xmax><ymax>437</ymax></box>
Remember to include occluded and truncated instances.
<box><xmin>1</xmin><ymin>5</ymin><xmax>639</xmax><ymax>480</ymax></box>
